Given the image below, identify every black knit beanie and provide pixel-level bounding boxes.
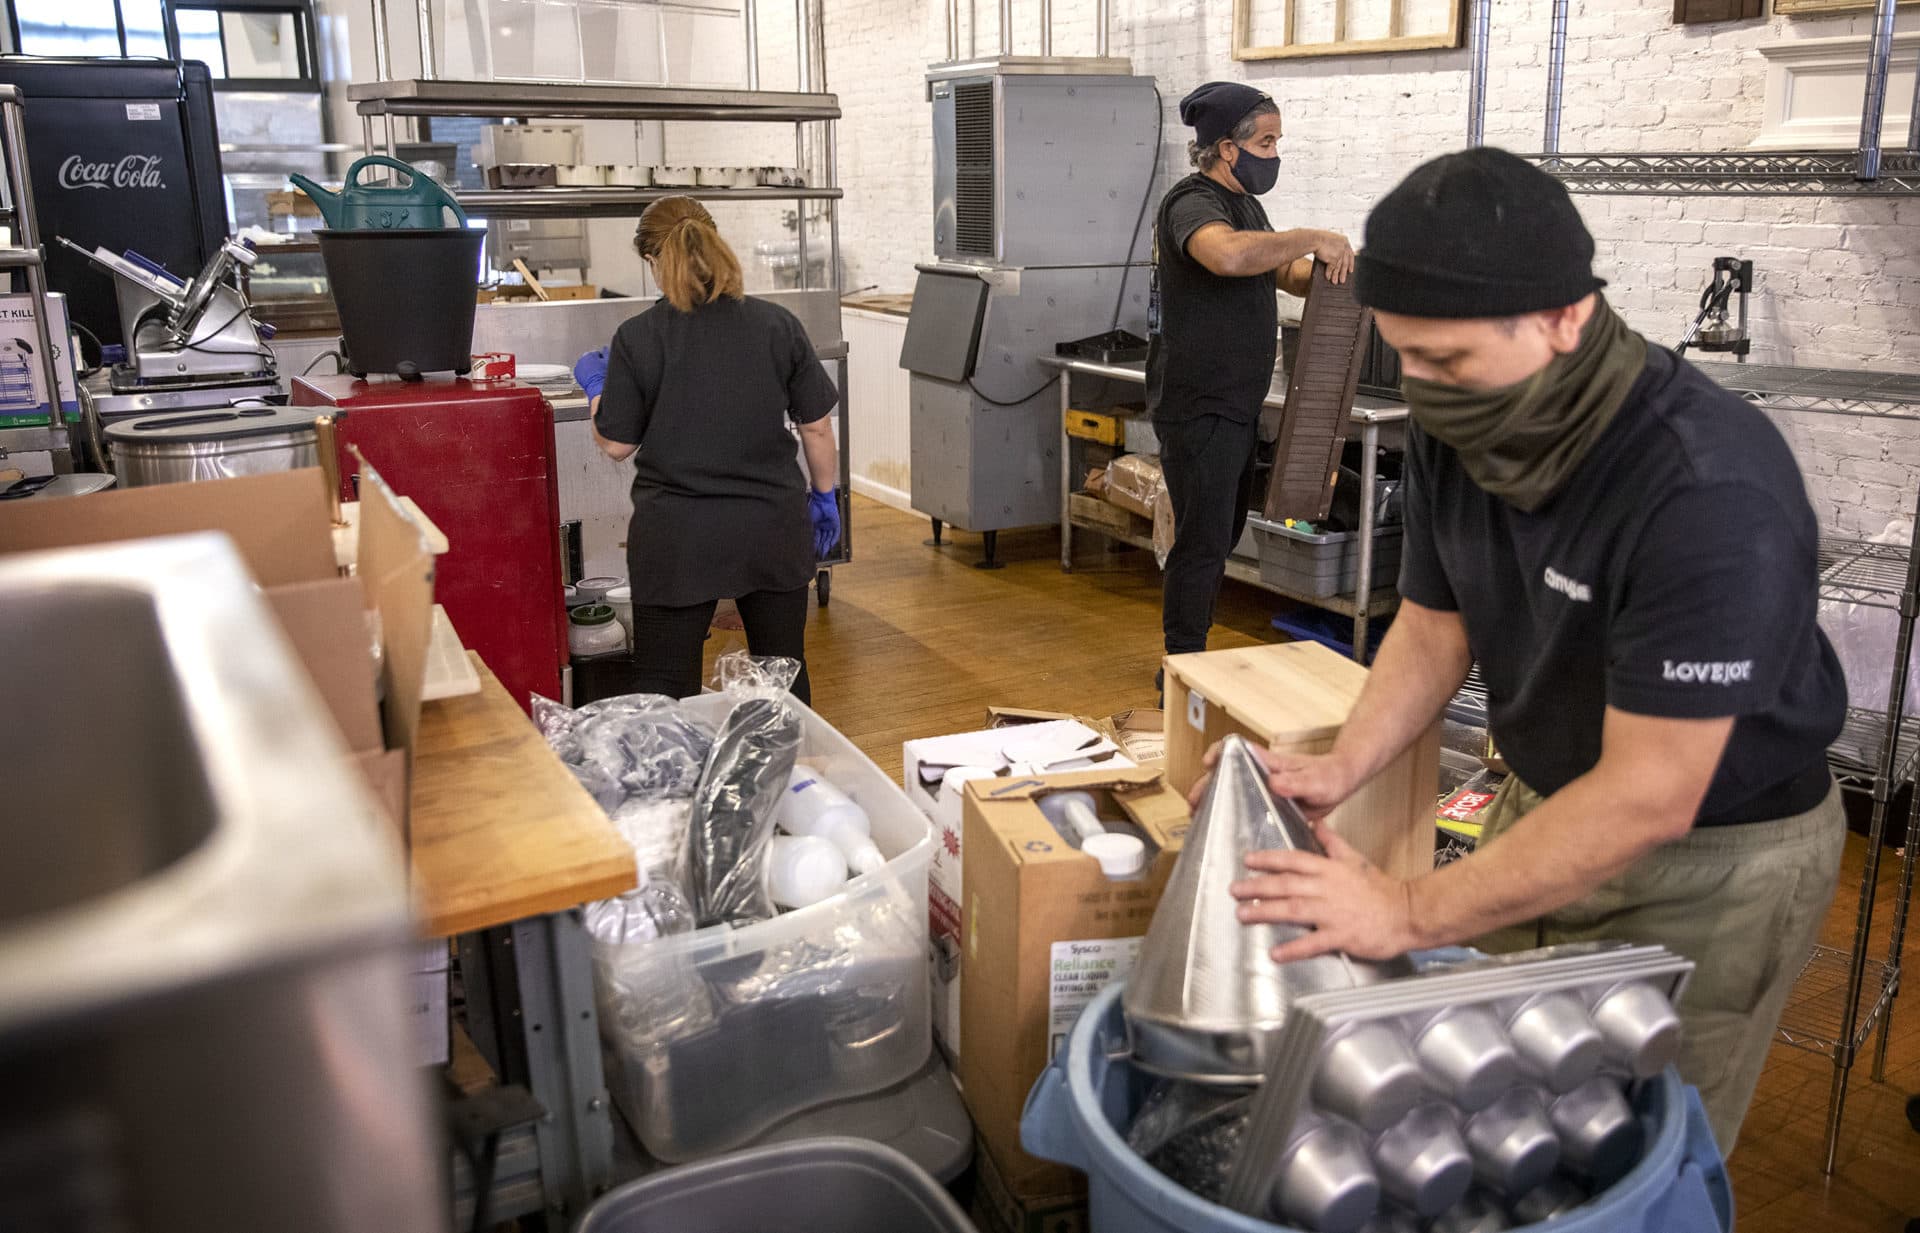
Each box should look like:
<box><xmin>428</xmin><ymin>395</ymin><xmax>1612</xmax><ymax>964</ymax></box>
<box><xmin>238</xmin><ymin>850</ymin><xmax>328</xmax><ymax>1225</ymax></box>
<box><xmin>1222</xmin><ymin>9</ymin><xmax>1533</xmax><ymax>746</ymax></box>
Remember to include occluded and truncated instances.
<box><xmin>1180</xmin><ymin>81</ymin><xmax>1272</xmax><ymax>151</ymax></box>
<box><xmin>1354</xmin><ymin>147</ymin><xmax>1605</xmax><ymax>319</ymax></box>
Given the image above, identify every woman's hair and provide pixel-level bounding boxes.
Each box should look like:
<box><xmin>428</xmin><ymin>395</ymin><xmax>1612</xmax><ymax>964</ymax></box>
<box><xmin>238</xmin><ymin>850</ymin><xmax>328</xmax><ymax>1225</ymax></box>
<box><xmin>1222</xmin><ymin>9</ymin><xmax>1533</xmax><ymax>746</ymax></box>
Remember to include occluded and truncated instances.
<box><xmin>634</xmin><ymin>196</ymin><xmax>745</xmax><ymax>313</ymax></box>
<box><xmin>1188</xmin><ymin>98</ymin><xmax>1281</xmax><ymax>172</ymax></box>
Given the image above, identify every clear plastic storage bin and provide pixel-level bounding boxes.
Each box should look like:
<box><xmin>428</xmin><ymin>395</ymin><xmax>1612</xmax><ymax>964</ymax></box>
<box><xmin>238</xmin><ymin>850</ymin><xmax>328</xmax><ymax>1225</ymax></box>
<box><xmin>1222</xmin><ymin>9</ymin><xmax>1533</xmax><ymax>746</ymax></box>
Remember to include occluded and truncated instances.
<box><xmin>592</xmin><ymin>691</ymin><xmax>934</xmax><ymax>1162</ymax></box>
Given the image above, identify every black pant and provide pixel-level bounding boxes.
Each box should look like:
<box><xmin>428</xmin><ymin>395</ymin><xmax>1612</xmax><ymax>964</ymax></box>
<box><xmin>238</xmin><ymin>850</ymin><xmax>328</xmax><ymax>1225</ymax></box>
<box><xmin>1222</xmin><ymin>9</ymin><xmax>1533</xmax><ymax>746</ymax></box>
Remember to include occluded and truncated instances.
<box><xmin>627</xmin><ymin>586</ymin><xmax>813</xmax><ymax>705</ymax></box>
<box><xmin>1156</xmin><ymin>413</ymin><xmax>1260</xmax><ymax>656</ymax></box>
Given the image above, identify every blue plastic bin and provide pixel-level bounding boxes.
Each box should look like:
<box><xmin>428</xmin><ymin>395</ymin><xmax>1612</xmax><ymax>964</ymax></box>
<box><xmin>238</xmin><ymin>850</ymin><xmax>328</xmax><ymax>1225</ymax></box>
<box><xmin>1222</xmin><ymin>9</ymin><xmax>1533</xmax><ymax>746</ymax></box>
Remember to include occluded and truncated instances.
<box><xmin>1021</xmin><ymin>982</ymin><xmax>1733</xmax><ymax>1233</ymax></box>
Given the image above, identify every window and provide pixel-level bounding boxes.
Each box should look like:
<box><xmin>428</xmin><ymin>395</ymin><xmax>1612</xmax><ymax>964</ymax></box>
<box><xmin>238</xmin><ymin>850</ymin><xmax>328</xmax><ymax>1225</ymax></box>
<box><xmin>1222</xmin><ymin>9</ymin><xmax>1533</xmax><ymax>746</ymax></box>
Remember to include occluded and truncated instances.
<box><xmin>170</xmin><ymin>4</ymin><xmax>313</xmax><ymax>86</ymax></box>
<box><xmin>5</xmin><ymin>0</ymin><xmax>316</xmax><ymax>89</ymax></box>
<box><xmin>172</xmin><ymin>7</ymin><xmax>308</xmax><ymax>81</ymax></box>
<box><xmin>11</xmin><ymin>0</ymin><xmax>166</xmax><ymax>57</ymax></box>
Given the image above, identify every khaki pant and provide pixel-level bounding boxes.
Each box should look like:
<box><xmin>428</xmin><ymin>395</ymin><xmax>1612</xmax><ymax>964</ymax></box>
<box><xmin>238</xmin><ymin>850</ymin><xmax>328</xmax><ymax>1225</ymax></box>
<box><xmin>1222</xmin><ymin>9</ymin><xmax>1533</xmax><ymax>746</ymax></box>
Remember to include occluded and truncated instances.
<box><xmin>1473</xmin><ymin>777</ymin><xmax>1845</xmax><ymax>1155</ymax></box>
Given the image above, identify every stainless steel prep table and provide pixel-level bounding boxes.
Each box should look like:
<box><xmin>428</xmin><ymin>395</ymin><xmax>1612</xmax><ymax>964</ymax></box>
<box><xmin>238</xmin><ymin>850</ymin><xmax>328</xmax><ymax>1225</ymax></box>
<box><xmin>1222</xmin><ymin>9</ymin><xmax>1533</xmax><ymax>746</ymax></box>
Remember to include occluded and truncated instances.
<box><xmin>1041</xmin><ymin>354</ymin><xmax>1408</xmax><ymax>661</ymax></box>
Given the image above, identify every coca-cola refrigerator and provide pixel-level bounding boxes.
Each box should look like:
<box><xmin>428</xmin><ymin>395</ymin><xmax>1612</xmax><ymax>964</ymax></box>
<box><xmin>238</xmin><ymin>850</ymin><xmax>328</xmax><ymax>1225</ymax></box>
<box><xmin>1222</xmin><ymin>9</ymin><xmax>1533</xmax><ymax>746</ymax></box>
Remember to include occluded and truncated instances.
<box><xmin>0</xmin><ymin>57</ymin><xmax>227</xmax><ymax>347</ymax></box>
<box><xmin>292</xmin><ymin>375</ymin><xmax>568</xmax><ymax>712</ymax></box>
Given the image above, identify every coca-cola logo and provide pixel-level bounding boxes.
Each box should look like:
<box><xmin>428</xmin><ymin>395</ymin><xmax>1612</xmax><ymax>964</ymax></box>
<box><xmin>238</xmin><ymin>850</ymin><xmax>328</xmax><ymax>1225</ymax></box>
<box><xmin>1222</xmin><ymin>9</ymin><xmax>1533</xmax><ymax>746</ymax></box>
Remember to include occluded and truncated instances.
<box><xmin>57</xmin><ymin>154</ymin><xmax>166</xmax><ymax>191</ymax></box>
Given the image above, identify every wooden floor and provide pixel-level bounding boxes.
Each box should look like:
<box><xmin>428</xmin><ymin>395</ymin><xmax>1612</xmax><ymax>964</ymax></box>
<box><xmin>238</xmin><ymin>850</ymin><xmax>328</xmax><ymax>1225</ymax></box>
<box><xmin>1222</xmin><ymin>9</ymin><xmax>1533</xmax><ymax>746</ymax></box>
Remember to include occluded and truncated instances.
<box><xmin>710</xmin><ymin>496</ymin><xmax>1920</xmax><ymax>1232</ymax></box>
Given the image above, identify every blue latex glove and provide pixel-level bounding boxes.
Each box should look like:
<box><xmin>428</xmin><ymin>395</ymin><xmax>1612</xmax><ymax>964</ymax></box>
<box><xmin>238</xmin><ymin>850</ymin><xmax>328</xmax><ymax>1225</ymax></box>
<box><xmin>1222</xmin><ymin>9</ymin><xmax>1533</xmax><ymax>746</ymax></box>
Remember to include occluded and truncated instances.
<box><xmin>573</xmin><ymin>347</ymin><xmax>609</xmax><ymax>400</ymax></box>
<box><xmin>809</xmin><ymin>488</ymin><xmax>841</xmax><ymax>559</ymax></box>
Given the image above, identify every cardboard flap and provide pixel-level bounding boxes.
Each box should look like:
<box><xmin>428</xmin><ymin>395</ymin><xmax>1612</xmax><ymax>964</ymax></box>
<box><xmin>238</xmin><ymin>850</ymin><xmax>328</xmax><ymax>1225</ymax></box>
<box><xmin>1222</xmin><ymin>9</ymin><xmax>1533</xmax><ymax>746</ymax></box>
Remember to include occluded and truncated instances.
<box><xmin>354</xmin><ymin>747</ymin><xmax>411</xmax><ymax>848</ymax></box>
<box><xmin>0</xmin><ymin>469</ymin><xmax>337</xmax><ymax>584</ymax></box>
<box><xmin>352</xmin><ymin>453</ymin><xmax>435</xmax><ymax>790</ymax></box>
<box><xmin>266</xmin><ymin>578</ymin><xmax>383</xmax><ymax>752</ymax></box>
<box><xmin>986</xmin><ymin>706</ymin><xmax>1082</xmax><ymax>728</ymax></box>
<box><xmin>967</xmin><ymin>768</ymin><xmax>1190</xmax><ymax>862</ymax></box>
<box><xmin>971</xmin><ymin>767</ymin><xmax>1167</xmax><ymax>803</ymax></box>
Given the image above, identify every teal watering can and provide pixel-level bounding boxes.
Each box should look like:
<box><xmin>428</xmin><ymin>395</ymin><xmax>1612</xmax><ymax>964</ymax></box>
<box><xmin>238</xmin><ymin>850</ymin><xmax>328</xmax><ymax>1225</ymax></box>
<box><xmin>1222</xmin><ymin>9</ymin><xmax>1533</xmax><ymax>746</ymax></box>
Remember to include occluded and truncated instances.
<box><xmin>289</xmin><ymin>155</ymin><xmax>469</xmax><ymax>231</ymax></box>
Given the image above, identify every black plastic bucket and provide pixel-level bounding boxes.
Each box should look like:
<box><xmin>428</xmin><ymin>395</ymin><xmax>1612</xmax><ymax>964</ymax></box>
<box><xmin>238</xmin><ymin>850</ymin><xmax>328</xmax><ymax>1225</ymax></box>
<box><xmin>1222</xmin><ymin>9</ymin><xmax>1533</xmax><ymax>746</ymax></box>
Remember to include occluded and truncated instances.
<box><xmin>317</xmin><ymin>227</ymin><xmax>484</xmax><ymax>378</ymax></box>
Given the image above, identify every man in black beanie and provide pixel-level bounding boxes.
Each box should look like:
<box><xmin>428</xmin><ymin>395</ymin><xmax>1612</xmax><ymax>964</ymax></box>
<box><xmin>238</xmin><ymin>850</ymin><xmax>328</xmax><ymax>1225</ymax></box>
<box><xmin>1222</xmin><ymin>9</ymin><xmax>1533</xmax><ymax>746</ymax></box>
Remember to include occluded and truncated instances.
<box><xmin>1223</xmin><ymin>147</ymin><xmax>1847</xmax><ymax>1154</ymax></box>
<box><xmin>1148</xmin><ymin>81</ymin><xmax>1354</xmax><ymax>678</ymax></box>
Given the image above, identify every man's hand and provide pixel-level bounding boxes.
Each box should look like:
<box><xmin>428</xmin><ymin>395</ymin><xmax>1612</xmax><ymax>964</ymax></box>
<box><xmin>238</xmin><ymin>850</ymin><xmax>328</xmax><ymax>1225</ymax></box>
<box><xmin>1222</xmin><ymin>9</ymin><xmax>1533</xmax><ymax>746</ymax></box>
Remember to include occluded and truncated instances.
<box><xmin>1314</xmin><ymin>231</ymin><xmax>1355</xmax><ymax>285</ymax></box>
<box><xmin>1187</xmin><ymin>741</ymin><xmax>1360</xmax><ymax>820</ymax></box>
<box><xmin>1231</xmin><ymin>821</ymin><xmax>1420</xmax><ymax>962</ymax></box>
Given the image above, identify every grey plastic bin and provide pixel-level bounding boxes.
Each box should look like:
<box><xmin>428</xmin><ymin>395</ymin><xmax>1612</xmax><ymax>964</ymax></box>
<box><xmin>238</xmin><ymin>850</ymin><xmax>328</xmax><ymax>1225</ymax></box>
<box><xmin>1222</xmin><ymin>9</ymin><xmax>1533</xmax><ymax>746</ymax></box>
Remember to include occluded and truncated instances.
<box><xmin>1251</xmin><ymin>518</ymin><xmax>1402</xmax><ymax>598</ymax></box>
<box><xmin>578</xmin><ymin>1137</ymin><xmax>978</xmax><ymax>1233</ymax></box>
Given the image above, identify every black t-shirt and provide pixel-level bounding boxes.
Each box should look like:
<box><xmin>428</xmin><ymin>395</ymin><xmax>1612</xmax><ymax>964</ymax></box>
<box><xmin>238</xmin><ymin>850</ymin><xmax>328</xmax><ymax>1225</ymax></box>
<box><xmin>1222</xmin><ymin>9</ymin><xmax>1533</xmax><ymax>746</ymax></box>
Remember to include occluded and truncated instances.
<box><xmin>1400</xmin><ymin>346</ymin><xmax>1847</xmax><ymax>825</ymax></box>
<box><xmin>596</xmin><ymin>294</ymin><xmax>839</xmax><ymax>606</ymax></box>
<box><xmin>1146</xmin><ymin>173</ymin><xmax>1277</xmax><ymax>425</ymax></box>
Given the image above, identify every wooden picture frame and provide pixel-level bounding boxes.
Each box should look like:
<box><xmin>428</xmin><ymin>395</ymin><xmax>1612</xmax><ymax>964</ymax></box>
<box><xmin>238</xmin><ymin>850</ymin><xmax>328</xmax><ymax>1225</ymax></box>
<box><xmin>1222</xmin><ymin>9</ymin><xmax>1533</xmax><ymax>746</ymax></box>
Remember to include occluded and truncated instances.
<box><xmin>1233</xmin><ymin>0</ymin><xmax>1466</xmax><ymax>61</ymax></box>
<box><xmin>1773</xmin><ymin>0</ymin><xmax>1917</xmax><ymax>14</ymax></box>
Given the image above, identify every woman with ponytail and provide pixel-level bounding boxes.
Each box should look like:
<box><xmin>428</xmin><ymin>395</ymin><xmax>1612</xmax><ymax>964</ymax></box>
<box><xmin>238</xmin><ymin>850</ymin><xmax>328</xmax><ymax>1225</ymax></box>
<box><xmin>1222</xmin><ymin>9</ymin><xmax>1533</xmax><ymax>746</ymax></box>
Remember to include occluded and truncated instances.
<box><xmin>573</xmin><ymin>196</ymin><xmax>841</xmax><ymax>704</ymax></box>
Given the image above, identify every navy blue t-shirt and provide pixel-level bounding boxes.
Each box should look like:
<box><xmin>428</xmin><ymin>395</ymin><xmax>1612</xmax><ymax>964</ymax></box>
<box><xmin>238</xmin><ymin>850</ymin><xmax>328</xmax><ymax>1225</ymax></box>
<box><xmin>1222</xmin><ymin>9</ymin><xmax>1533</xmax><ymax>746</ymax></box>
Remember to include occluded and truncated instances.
<box><xmin>1400</xmin><ymin>345</ymin><xmax>1846</xmax><ymax>825</ymax></box>
<box><xmin>1146</xmin><ymin>173</ymin><xmax>1276</xmax><ymax>425</ymax></box>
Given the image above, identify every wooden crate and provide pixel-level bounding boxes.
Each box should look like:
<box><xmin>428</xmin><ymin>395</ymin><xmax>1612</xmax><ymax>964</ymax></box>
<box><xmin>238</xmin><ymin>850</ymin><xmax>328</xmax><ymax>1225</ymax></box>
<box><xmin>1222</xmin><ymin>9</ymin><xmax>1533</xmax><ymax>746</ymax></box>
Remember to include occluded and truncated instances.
<box><xmin>1068</xmin><ymin>492</ymin><xmax>1151</xmax><ymax>541</ymax></box>
<box><xmin>267</xmin><ymin>190</ymin><xmax>323</xmax><ymax>220</ymax></box>
<box><xmin>1163</xmin><ymin>640</ymin><xmax>1438</xmax><ymax>880</ymax></box>
<box><xmin>476</xmin><ymin>283</ymin><xmax>600</xmax><ymax>304</ymax></box>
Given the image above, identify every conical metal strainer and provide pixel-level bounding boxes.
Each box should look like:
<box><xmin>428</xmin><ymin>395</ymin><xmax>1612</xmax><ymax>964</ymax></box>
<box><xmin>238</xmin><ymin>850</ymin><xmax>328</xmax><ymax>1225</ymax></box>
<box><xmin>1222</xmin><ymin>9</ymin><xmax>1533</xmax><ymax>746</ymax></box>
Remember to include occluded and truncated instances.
<box><xmin>1124</xmin><ymin>734</ymin><xmax>1414</xmax><ymax>1084</ymax></box>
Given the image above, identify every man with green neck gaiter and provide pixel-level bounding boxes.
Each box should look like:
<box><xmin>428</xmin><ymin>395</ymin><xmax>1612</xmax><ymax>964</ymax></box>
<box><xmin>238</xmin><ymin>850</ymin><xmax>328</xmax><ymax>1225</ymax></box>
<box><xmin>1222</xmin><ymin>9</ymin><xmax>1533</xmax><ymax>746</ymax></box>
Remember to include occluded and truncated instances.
<box><xmin>1221</xmin><ymin>148</ymin><xmax>1847</xmax><ymax>1154</ymax></box>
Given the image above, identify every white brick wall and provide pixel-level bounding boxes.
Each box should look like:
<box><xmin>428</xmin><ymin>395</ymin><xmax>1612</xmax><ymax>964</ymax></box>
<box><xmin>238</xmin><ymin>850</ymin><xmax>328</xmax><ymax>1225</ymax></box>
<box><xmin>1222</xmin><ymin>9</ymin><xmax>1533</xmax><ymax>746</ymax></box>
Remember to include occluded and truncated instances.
<box><xmin>817</xmin><ymin>0</ymin><xmax>1920</xmax><ymax>535</ymax></box>
<box><xmin>309</xmin><ymin>0</ymin><xmax>1920</xmax><ymax>533</ymax></box>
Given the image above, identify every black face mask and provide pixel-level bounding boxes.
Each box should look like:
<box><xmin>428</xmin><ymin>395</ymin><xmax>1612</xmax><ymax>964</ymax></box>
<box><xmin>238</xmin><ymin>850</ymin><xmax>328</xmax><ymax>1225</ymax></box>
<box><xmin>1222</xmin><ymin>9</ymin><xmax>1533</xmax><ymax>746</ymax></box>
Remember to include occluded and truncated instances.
<box><xmin>1230</xmin><ymin>145</ymin><xmax>1281</xmax><ymax>195</ymax></box>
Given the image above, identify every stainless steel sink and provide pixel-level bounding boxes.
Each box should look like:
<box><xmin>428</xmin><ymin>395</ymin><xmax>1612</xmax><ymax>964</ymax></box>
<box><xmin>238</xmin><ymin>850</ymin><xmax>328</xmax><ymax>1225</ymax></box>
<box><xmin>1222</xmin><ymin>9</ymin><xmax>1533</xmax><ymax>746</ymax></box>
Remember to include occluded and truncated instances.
<box><xmin>0</xmin><ymin>533</ymin><xmax>443</xmax><ymax>1231</ymax></box>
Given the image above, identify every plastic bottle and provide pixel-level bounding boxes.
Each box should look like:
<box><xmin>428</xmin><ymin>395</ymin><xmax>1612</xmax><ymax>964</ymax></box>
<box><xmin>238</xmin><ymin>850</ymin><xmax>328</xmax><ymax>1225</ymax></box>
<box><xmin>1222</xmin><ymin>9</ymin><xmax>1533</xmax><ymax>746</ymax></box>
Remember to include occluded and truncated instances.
<box><xmin>779</xmin><ymin>766</ymin><xmax>886</xmax><ymax>875</ymax></box>
<box><xmin>1038</xmin><ymin>790</ymin><xmax>1107</xmax><ymax>844</ymax></box>
<box><xmin>767</xmin><ymin>834</ymin><xmax>848</xmax><ymax>909</ymax></box>
<box><xmin>1038</xmin><ymin>790</ymin><xmax>1147</xmax><ymax>877</ymax></box>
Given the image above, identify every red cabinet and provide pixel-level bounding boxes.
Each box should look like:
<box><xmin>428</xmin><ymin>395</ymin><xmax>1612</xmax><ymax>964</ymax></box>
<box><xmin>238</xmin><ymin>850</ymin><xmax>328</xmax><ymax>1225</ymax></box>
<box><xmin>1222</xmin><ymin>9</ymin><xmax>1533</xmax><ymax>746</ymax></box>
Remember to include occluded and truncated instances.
<box><xmin>293</xmin><ymin>375</ymin><xmax>567</xmax><ymax>712</ymax></box>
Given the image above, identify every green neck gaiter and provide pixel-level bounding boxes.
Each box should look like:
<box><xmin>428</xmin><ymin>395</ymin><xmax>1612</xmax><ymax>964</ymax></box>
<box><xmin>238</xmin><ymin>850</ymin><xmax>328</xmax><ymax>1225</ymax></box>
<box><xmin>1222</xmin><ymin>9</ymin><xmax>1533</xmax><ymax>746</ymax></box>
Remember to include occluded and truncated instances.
<box><xmin>1401</xmin><ymin>299</ymin><xmax>1648</xmax><ymax>513</ymax></box>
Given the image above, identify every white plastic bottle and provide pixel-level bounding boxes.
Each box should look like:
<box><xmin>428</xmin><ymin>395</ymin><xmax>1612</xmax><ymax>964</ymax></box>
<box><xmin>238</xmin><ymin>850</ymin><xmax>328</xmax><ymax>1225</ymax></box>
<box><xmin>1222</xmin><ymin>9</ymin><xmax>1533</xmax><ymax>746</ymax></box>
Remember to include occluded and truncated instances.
<box><xmin>767</xmin><ymin>835</ymin><xmax>848</xmax><ymax>909</ymax></box>
<box><xmin>780</xmin><ymin>767</ymin><xmax>887</xmax><ymax>875</ymax></box>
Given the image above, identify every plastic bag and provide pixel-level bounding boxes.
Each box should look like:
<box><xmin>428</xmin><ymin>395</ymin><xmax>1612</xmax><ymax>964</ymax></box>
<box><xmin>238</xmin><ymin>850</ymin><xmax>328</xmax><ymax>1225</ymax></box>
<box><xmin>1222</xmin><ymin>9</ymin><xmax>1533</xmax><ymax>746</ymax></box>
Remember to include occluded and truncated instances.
<box><xmin>533</xmin><ymin>692</ymin><xmax>712</xmax><ymax>947</ymax></box>
<box><xmin>710</xmin><ymin>650</ymin><xmax>802</xmax><ymax>698</ymax></box>
<box><xmin>1818</xmin><ymin>519</ymin><xmax>1920</xmax><ymax>721</ymax></box>
<box><xmin>688</xmin><ymin>653</ymin><xmax>804</xmax><ymax>928</ymax></box>
<box><xmin>1107</xmin><ymin>452</ymin><xmax>1164</xmax><ymax>520</ymax></box>
<box><xmin>1126</xmin><ymin>1081</ymin><xmax>1256</xmax><ymax>1203</ymax></box>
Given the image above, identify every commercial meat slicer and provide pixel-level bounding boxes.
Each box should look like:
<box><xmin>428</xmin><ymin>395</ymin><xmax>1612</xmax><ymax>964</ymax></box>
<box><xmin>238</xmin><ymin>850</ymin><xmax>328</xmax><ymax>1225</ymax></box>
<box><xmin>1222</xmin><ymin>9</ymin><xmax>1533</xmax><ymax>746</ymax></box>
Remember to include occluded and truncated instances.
<box><xmin>58</xmin><ymin>235</ymin><xmax>280</xmax><ymax>419</ymax></box>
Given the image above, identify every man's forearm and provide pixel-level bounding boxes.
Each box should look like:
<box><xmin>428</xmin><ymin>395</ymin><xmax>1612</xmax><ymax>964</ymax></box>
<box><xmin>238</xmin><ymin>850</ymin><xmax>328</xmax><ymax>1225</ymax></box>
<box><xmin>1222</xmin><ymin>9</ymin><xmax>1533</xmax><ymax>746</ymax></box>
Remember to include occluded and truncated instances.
<box><xmin>1328</xmin><ymin>601</ymin><xmax>1472</xmax><ymax>784</ymax></box>
<box><xmin>1215</xmin><ymin>228</ymin><xmax>1329</xmax><ymax>278</ymax></box>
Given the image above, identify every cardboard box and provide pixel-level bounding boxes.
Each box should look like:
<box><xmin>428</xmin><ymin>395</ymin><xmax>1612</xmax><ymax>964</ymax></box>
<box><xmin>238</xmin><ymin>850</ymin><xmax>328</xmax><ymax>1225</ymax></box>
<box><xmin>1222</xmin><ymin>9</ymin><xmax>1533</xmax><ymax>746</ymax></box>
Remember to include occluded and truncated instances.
<box><xmin>971</xmin><ymin>1134</ymin><xmax>1088</xmax><ymax>1233</ymax></box>
<box><xmin>959</xmin><ymin>767</ymin><xmax>1189</xmax><ymax>1201</ymax></box>
<box><xmin>0</xmin><ymin>466</ymin><xmax>435</xmax><ymax>837</ymax></box>
<box><xmin>903</xmin><ymin>719</ymin><xmax>1133</xmax><ymax>1057</ymax></box>
<box><xmin>1106</xmin><ymin>708</ymin><xmax>1165</xmax><ymax>767</ymax></box>
<box><xmin>0</xmin><ymin>292</ymin><xmax>76</xmax><ymax>428</ymax></box>
<box><xmin>1163</xmin><ymin>640</ymin><xmax>1438</xmax><ymax>880</ymax></box>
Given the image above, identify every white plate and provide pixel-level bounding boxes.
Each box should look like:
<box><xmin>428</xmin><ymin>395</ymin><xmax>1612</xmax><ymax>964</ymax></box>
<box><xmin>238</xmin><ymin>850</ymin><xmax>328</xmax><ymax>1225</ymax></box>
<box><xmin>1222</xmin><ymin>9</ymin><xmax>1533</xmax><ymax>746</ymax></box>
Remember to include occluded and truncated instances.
<box><xmin>517</xmin><ymin>362</ymin><xmax>574</xmax><ymax>386</ymax></box>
